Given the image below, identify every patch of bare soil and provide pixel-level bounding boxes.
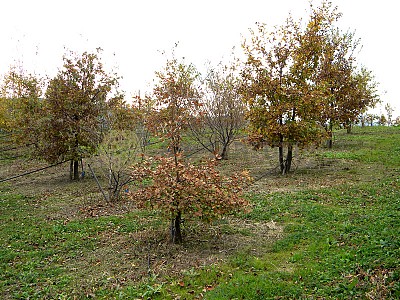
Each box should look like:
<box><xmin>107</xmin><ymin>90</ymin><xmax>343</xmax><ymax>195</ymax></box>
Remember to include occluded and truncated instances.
<box><xmin>1</xmin><ymin>138</ymin><xmax>375</xmax><ymax>207</ymax></box>
<box><xmin>65</xmin><ymin>217</ymin><xmax>283</xmax><ymax>293</ymax></box>
<box><xmin>1</xmin><ymin>157</ymin><xmax>137</xmax><ymax>220</ymax></box>
<box><xmin>215</xmin><ymin>140</ymin><xmax>383</xmax><ymax>194</ymax></box>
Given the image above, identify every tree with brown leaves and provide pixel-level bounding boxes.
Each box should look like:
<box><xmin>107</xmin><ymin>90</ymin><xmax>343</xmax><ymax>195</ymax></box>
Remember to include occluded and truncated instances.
<box><xmin>0</xmin><ymin>67</ymin><xmax>44</xmax><ymax>146</ymax></box>
<box><xmin>129</xmin><ymin>54</ymin><xmax>251</xmax><ymax>243</ymax></box>
<box><xmin>242</xmin><ymin>12</ymin><xmax>328</xmax><ymax>174</ymax></box>
<box><xmin>41</xmin><ymin>49</ymin><xmax>121</xmax><ymax>180</ymax></box>
<box><xmin>241</xmin><ymin>1</ymin><xmax>379</xmax><ymax>172</ymax></box>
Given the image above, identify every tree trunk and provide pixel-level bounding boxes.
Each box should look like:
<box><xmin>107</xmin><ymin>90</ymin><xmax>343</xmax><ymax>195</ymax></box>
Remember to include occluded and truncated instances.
<box><xmin>70</xmin><ymin>160</ymin><xmax>73</xmax><ymax>180</ymax></box>
<box><xmin>327</xmin><ymin>137</ymin><xmax>333</xmax><ymax>149</ymax></box>
<box><xmin>73</xmin><ymin>159</ymin><xmax>79</xmax><ymax>180</ymax></box>
<box><xmin>284</xmin><ymin>144</ymin><xmax>293</xmax><ymax>175</ymax></box>
<box><xmin>108</xmin><ymin>168</ymin><xmax>113</xmax><ymax>201</ymax></box>
<box><xmin>278</xmin><ymin>133</ymin><xmax>285</xmax><ymax>174</ymax></box>
<box><xmin>220</xmin><ymin>144</ymin><xmax>229</xmax><ymax>160</ymax></box>
<box><xmin>346</xmin><ymin>124</ymin><xmax>352</xmax><ymax>134</ymax></box>
<box><xmin>279</xmin><ymin>146</ymin><xmax>285</xmax><ymax>174</ymax></box>
<box><xmin>171</xmin><ymin>211</ymin><xmax>182</xmax><ymax>244</ymax></box>
<box><xmin>327</xmin><ymin>122</ymin><xmax>333</xmax><ymax>149</ymax></box>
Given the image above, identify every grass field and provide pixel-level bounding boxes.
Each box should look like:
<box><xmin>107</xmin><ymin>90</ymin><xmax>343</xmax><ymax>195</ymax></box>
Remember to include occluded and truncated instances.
<box><xmin>1</xmin><ymin>126</ymin><xmax>399</xmax><ymax>299</ymax></box>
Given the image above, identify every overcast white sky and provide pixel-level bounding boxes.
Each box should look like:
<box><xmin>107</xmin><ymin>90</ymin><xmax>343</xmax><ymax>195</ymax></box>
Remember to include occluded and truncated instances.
<box><xmin>1</xmin><ymin>0</ymin><xmax>399</xmax><ymax>117</ymax></box>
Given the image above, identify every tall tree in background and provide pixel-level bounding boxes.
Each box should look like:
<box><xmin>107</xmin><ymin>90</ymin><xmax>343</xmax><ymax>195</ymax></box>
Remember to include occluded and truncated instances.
<box><xmin>241</xmin><ymin>1</ymin><xmax>379</xmax><ymax>172</ymax></box>
<box><xmin>385</xmin><ymin>103</ymin><xmax>394</xmax><ymax>126</ymax></box>
<box><xmin>42</xmin><ymin>50</ymin><xmax>121</xmax><ymax>180</ymax></box>
<box><xmin>189</xmin><ymin>62</ymin><xmax>246</xmax><ymax>160</ymax></box>
<box><xmin>241</xmin><ymin>7</ymin><xmax>329</xmax><ymax>174</ymax></box>
<box><xmin>316</xmin><ymin>26</ymin><xmax>379</xmax><ymax>142</ymax></box>
<box><xmin>0</xmin><ymin>68</ymin><xmax>43</xmax><ymax>146</ymax></box>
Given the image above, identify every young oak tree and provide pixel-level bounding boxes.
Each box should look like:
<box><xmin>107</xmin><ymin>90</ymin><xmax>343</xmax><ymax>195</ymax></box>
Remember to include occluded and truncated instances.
<box><xmin>384</xmin><ymin>103</ymin><xmax>394</xmax><ymax>126</ymax></box>
<box><xmin>241</xmin><ymin>19</ymin><xmax>294</xmax><ymax>175</ymax></box>
<box><xmin>241</xmin><ymin>1</ymin><xmax>379</xmax><ymax>172</ymax></box>
<box><xmin>316</xmin><ymin>24</ymin><xmax>379</xmax><ymax>142</ymax></box>
<box><xmin>378</xmin><ymin>114</ymin><xmax>387</xmax><ymax>126</ymax></box>
<box><xmin>129</xmin><ymin>54</ymin><xmax>251</xmax><ymax>243</ymax></box>
<box><xmin>91</xmin><ymin>96</ymin><xmax>142</xmax><ymax>202</ymax></box>
<box><xmin>96</xmin><ymin>129</ymin><xmax>141</xmax><ymax>202</ymax></box>
<box><xmin>189</xmin><ymin>62</ymin><xmax>247</xmax><ymax>160</ymax></box>
<box><xmin>365</xmin><ymin>113</ymin><xmax>378</xmax><ymax>126</ymax></box>
<box><xmin>41</xmin><ymin>49</ymin><xmax>121</xmax><ymax>180</ymax></box>
<box><xmin>393</xmin><ymin>116</ymin><xmax>400</xmax><ymax>126</ymax></box>
<box><xmin>0</xmin><ymin>67</ymin><xmax>44</xmax><ymax>147</ymax></box>
<box><xmin>241</xmin><ymin>10</ymin><xmax>328</xmax><ymax>175</ymax></box>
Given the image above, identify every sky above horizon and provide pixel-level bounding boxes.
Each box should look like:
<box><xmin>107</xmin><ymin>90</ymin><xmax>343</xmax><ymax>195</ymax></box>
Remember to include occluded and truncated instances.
<box><xmin>1</xmin><ymin>0</ymin><xmax>399</xmax><ymax>118</ymax></box>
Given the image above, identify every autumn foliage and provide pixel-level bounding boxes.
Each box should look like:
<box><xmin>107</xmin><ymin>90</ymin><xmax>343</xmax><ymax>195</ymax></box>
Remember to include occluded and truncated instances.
<box><xmin>41</xmin><ymin>50</ymin><xmax>121</xmax><ymax>180</ymax></box>
<box><xmin>0</xmin><ymin>68</ymin><xmax>43</xmax><ymax>146</ymax></box>
<box><xmin>127</xmin><ymin>52</ymin><xmax>251</xmax><ymax>243</ymax></box>
<box><xmin>0</xmin><ymin>2</ymin><xmax>385</xmax><ymax>249</ymax></box>
<box><xmin>129</xmin><ymin>156</ymin><xmax>251</xmax><ymax>242</ymax></box>
<box><xmin>241</xmin><ymin>2</ymin><xmax>379</xmax><ymax>173</ymax></box>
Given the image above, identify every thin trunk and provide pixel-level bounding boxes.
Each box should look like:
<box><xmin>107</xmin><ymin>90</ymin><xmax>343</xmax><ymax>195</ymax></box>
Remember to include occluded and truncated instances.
<box><xmin>327</xmin><ymin>122</ymin><xmax>333</xmax><ymax>149</ymax></box>
<box><xmin>171</xmin><ymin>211</ymin><xmax>182</xmax><ymax>244</ymax></box>
<box><xmin>278</xmin><ymin>133</ymin><xmax>285</xmax><ymax>174</ymax></box>
<box><xmin>283</xmin><ymin>107</ymin><xmax>296</xmax><ymax>174</ymax></box>
<box><xmin>80</xmin><ymin>158</ymin><xmax>85</xmax><ymax>178</ymax></box>
<box><xmin>73</xmin><ymin>159</ymin><xmax>79</xmax><ymax>180</ymax></box>
<box><xmin>171</xmin><ymin>138</ymin><xmax>182</xmax><ymax>243</ymax></box>
<box><xmin>72</xmin><ymin>131</ymin><xmax>80</xmax><ymax>180</ymax></box>
<box><xmin>278</xmin><ymin>112</ymin><xmax>285</xmax><ymax>173</ymax></box>
<box><xmin>284</xmin><ymin>144</ymin><xmax>293</xmax><ymax>175</ymax></box>
<box><xmin>108</xmin><ymin>168</ymin><xmax>113</xmax><ymax>201</ymax></box>
<box><xmin>220</xmin><ymin>144</ymin><xmax>229</xmax><ymax>160</ymax></box>
<box><xmin>346</xmin><ymin>124</ymin><xmax>352</xmax><ymax>134</ymax></box>
<box><xmin>69</xmin><ymin>160</ymin><xmax>73</xmax><ymax>180</ymax></box>
<box><xmin>327</xmin><ymin>137</ymin><xmax>333</xmax><ymax>149</ymax></box>
<box><xmin>279</xmin><ymin>146</ymin><xmax>284</xmax><ymax>174</ymax></box>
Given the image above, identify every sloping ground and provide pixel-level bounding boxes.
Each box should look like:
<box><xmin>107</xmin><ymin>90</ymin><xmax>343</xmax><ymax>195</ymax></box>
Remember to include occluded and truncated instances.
<box><xmin>1</xmin><ymin>126</ymin><xmax>399</xmax><ymax>299</ymax></box>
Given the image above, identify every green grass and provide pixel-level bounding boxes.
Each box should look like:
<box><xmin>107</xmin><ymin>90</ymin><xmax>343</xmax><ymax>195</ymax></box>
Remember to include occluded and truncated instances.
<box><xmin>150</xmin><ymin>127</ymin><xmax>400</xmax><ymax>299</ymax></box>
<box><xmin>160</xmin><ymin>189</ymin><xmax>400</xmax><ymax>299</ymax></box>
<box><xmin>0</xmin><ymin>191</ymin><xmax>161</xmax><ymax>298</ymax></box>
<box><xmin>324</xmin><ymin>126</ymin><xmax>400</xmax><ymax>167</ymax></box>
<box><xmin>1</xmin><ymin>126</ymin><xmax>399</xmax><ymax>299</ymax></box>
<box><xmin>154</xmin><ymin>176</ymin><xmax>399</xmax><ymax>299</ymax></box>
<box><xmin>218</xmin><ymin>179</ymin><xmax>399</xmax><ymax>299</ymax></box>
